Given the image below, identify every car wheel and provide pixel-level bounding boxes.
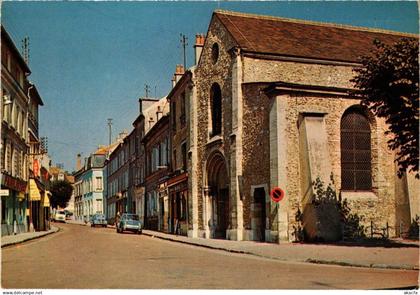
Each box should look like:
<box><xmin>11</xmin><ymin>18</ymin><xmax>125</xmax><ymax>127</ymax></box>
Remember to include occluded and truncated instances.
<box><xmin>138</xmin><ymin>230</ymin><xmax>142</xmax><ymax>235</ymax></box>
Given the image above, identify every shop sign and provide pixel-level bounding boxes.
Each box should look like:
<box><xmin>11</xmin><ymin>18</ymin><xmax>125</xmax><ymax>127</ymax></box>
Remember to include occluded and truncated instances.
<box><xmin>2</xmin><ymin>175</ymin><xmax>27</xmax><ymax>193</ymax></box>
<box><xmin>33</xmin><ymin>159</ymin><xmax>40</xmax><ymax>177</ymax></box>
<box><xmin>0</xmin><ymin>189</ymin><xmax>9</xmax><ymax>196</ymax></box>
<box><xmin>168</xmin><ymin>180</ymin><xmax>188</xmax><ymax>194</ymax></box>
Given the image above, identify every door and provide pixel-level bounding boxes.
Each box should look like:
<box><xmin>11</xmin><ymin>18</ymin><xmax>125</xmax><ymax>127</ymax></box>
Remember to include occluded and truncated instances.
<box><xmin>215</xmin><ymin>188</ymin><xmax>229</xmax><ymax>239</ymax></box>
<box><xmin>254</xmin><ymin>188</ymin><xmax>266</xmax><ymax>242</ymax></box>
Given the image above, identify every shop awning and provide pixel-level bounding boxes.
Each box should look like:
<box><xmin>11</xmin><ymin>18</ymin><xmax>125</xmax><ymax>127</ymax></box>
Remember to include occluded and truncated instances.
<box><xmin>29</xmin><ymin>179</ymin><xmax>41</xmax><ymax>201</ymax></box>
<box><xmin>42</xmin><ymin>191</ymin><xmax>51</xmax><ymax>207</ymax></box>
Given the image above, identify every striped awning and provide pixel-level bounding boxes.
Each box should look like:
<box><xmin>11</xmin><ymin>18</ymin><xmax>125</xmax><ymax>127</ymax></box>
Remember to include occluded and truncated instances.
<box><xmin>43</xmin><ymin>191</ymin><xmax>51</xmax><ymax>207</ymax></box>
<box><xmin>29</xmin><ymin>179</ymin><xmax>41</xmax><ymax>201</ymax></box>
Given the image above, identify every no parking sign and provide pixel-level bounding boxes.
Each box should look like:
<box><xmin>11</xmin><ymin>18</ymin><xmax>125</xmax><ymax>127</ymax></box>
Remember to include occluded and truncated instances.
<box><xmin>270</xmin><ymin>187</ymin><xmax>285</xmax><ymax>203</ymax></box>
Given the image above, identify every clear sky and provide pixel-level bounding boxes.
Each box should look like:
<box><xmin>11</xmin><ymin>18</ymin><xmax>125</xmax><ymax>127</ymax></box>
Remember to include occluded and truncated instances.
<box><xmin>1</xmin><ymin>1</ymin><xmax>418</xmax><ymax>172</ymax></box>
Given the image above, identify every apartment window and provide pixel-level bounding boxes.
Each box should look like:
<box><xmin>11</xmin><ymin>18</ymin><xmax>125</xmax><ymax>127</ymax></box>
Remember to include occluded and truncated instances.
<box><xmin>20</xmin><ymin>110</ymin><xmax>24</xmax><ymax>136</ymax></box>
<box><xmin>172</xmin><ymin>101</ymin><xmax>177</xmax><ymax>131</ymax></box>
<box><xmin>160</xmin><ymin>139</ymin><xmax>167</xmax><ymax>167</ymax></box>
<box><xmin>11</xmin><ymin>147</ymin><xmax>16</xmax><ymax>176</ymax></box>
<box><xmin>181</xmin><ymin>142</ymin><xmax>187</xmax><ymax>171</ymax></box>
<box><xmin>11</xmin><ymin>102</ymin><xmax>16</xmax><ymax>129</ymax></box>
<box><xmin>341</xmin><ymin>108</ymin><xmax>372</xmax><ymax>191</ymax></box>
<box><xmin>1</xmin><ymin>139</ymin><xmax>6</xmax><ymax>170</ymax></box>
<box><xmin>180</xmin><ymin>92</ymin><xmax>186</xmax><ymax>127</ymax></box>
<box><xmin>173</xmin><ymin>149</ymin><xmax>177</xmax><ymax>171</ymax></box>
<box><xmin>210</xmin><ymin>83</ymin><xmax>222</xmax><ymax>136</ymax></box>
<box><xmin>96</xmin><ymin>177</ymin><xmax>103</xmax><ymax>191</ymax></box>
<box><xmin>19</xmin><ymin>70</ymin><xmax>24</xmax><ymax>89</ymax></box>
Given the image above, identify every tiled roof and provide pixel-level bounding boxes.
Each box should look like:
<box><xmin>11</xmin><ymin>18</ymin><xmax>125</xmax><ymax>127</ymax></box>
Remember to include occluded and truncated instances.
<box><xmin>214</xmin><ymin>10</ymin><xmax>417</xmax><ymax>63</ymax></box>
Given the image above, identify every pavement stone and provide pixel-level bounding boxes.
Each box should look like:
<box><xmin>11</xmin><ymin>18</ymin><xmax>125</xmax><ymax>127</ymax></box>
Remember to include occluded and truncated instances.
<box><xmin>1</xmin><ymin>226</ymin><xmax>59</xmax><ymax>248</ymax></box>
<box><xmin>62</xmin><ymin>221</ymin><xmax>420</xmax><ymax>271</ymax></box>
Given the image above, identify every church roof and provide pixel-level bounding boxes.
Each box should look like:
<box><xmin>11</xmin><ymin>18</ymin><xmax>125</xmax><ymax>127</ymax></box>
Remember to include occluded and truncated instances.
<box><xmin>214</xmin><ymin>10</ymin><xmax>417</xmax><ymax>63</ymax></box>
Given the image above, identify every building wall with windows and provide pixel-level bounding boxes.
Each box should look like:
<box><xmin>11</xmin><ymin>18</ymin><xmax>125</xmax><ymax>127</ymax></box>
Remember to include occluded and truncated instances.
<box><xmin>190</xmin><ymin>10</ymin><xmax>418</xmax><ymax>242</ymax></box>
<box><xmin>142</xmin><ymin>115</ymin><xmax>170</xmax><ymax>231</ymax></box>
<box><xmin>1</xmin><ymin>26</ymin><xmax>32</xmax><ymax>236</ymax></box>
<box><xmin>167</xmin><ymin>69</ymin><xmax>192</xmax><ymax>236</ymax></box>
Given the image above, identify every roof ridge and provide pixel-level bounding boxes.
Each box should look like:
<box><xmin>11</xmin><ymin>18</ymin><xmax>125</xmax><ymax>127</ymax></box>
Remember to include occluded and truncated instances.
<box><xmin>214</xmin><ymin>9</ymin><xmax>418</xmax><ymax>38</ymax></box>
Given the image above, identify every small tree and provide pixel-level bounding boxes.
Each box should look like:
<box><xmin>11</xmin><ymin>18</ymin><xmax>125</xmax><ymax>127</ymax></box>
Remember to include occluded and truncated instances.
<box><xmin>352</xmin><ymin>38</ymin><xmax>419</xmax><ymax>178</ymax></box>
<box><xmin>50</xmin><ymin>180</ymin><xmax>73</xmax><ymax>209</ymax></box>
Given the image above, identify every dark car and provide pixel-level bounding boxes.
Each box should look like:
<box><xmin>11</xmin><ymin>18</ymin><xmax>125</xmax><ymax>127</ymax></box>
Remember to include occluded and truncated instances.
<box><xmin>116</xmin><ymin>213</ymin><xmax>142</xmax><ymax>234</ymax></box>
<box><xmin>91</xmin><ymin>214</ymin><xmax>107</xmax><ymax>227</ymax></box>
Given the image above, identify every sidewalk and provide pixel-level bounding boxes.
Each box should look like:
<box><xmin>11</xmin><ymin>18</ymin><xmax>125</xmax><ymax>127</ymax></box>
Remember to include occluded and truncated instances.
<box><xmin>1</xmin><ymin>226</ymin><xmax>59</xmax><ymax>248</ymax></box>
<box><xmin>66</xmin><ymin>220</ymin><xmax>419</xmax><ymax>271</ymax></box>
<box><xmin>140</xmin><ymin>230</ymin><xmax>419</xmax><ymax>271</ymax></box>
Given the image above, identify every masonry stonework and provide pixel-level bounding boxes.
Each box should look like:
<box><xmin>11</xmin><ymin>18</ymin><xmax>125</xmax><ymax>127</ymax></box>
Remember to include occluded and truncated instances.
<box><xmin>190</xmin><ymin>10</ymin><xmax>419</xmax><ymax>242</ymax></box>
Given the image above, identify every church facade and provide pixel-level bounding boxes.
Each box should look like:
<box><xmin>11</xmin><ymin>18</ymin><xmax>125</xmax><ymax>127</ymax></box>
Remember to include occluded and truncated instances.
<box><xmin>185</xmin><ymin>10</ymin><xmax>418</xmax><ymax>242</ymax></box>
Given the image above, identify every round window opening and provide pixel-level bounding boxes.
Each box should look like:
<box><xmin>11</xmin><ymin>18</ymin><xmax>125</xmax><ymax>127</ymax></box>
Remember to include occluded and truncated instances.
<box><xmin>211</xmin><ymin>43</ymin><xmax>219</xmax><ymax>64</ymax></box>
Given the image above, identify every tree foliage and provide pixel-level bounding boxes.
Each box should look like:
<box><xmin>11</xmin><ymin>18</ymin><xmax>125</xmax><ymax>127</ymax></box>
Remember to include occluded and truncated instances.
<box><xmin>50</xmin><ymin>180</ymin><xmax>73</xmax><ymax>209</ymax></box>
<box><xmin>352</xmin><ymin>38</ymin><xmax>419</xmax><ymax>178</ymax></box>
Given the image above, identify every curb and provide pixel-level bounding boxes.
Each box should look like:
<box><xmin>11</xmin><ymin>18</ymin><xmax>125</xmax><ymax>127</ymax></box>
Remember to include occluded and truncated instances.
<box><xmin>305</xmin><ymin>259</ymin><xmax>419</xmax><ymax>271</ymax></box>
<box><xmin>1</xmin><ymin>226</ymin><xmax>60</xmax><ymax>248</ymax></box>
<box><xmin>142</xmin><ymin>231</ymin><xmax>419</xmax><ymax>271</ymax></box>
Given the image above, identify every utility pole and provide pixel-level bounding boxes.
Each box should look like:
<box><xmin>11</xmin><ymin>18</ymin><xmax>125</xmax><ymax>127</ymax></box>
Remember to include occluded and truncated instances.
<box><xmin>180</xmin><ymin>33</ymin><xmax>188</xmax><ymax>70</ymax></box>
<box><xmin>107</xmin><ymin>118</ymin><xmax>113</xmax><ymax>145</ymax></box>
<box><xmin>144</xmin><ymin>84</ymin><xmax>150</xmax><ymax>98</ymax></box>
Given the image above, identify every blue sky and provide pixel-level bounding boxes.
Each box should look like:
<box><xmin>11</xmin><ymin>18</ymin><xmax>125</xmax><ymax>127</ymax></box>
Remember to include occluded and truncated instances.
<box><xmin>1</xmin><ymin>1</ymin><xmax>418</xmax><ymax>172</ymax></box>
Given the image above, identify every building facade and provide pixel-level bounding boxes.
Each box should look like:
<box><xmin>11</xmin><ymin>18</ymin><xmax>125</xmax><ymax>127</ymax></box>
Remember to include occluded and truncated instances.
<box><xmin>1</xmin><ymin>26</ymin><xmax>31</xmax><ymax>235</ymax></box>
<box><xmin>142</xmin><ymin>115</ymin><xmax>170</xmax><ymax>231</ymax></box>
<box><xmin>105</xmin><ymin>132</ymin><xmax>129</xmax><ymax>224</ymax></box>
<box><xmin>73</xmin><ymin>150</ymin><xmax>107</xmax><ymax>222</ymax></box>
<box><xmin>186</xmin><ymin>10</ymin><xmax>419</xmax><ymax>242</ymax></box>
<box><xmin>167</xmin><ymin>66</ymin><xmax>193</xmax><ymax>236</ymax></box>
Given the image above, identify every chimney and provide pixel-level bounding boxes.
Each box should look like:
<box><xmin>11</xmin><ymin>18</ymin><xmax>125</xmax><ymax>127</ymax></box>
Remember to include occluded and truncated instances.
<box><xmin>156</xmin><ymin>106</ymin><xmax>163</xmax><ymax>121</ymax></box>
<box><xmin>174</xmin><ymin>64</ymin><xmax>184</xmax><ymax>84</ymax></box>
<box><xmin>194</xmin><ymin>34</ymin><xmax>205</xmax><ymax>65</ymax></box>
<box><xmin>76</xmin><ymin>154</ymin><xmax>82</xmax><ymax>171</ymax></box>
<box><xmin>139</xmin><ymin>97</ymin><xmax>143</xmax><ymax>115</ymax></box>
<box><xmin>171</xmin><ymin>75</ymin><xmax>176</xmax><ymax>89</ymax></box>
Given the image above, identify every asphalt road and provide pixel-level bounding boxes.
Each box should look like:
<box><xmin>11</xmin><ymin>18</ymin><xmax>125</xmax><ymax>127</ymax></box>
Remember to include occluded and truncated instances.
<box><xmin>2</xmin><ymin>223</ymin><xmax>418</xmax><ymax>289</ymax></box>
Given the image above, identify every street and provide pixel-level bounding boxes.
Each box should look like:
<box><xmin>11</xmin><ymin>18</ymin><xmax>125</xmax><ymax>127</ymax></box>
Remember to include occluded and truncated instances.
<box><xmin>1</xmin><ymin>223</ymin><xmax>418</xmax><ymax>289</ymax></box>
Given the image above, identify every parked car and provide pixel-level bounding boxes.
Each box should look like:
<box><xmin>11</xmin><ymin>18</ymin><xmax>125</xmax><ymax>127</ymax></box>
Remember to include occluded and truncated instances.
<box><xmin>91</xmin><ymin>214</ymin><xmax>107</xmax><ymax>227</ymax></box>
<box><xmin>53</xmin><ymin>210</ymin><xmax>66</xmax><ymax>223</ymax></box>
<box><xmin>116</xmin><ymin>213</ymin><xmax>142</xmax><ymax>234</ymax></box>
<box><xmin>64</xmin><ymin>210</ymin><xmax>73</xmax><ymax>220</ymax></box>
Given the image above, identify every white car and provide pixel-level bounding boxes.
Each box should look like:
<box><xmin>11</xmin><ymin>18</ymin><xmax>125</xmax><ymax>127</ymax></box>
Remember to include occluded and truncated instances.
<box><xmin>53</xmin><ymin>210</ymin><xmax>66</xmax><ymax>223</ymax></box>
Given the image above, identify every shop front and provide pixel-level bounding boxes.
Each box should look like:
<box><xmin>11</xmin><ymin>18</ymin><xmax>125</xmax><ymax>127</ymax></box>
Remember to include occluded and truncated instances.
<box><xmin>167</xmin><ymin>172</ymin><xmax>188</xmax><ymax>236</ymax></box>
<box><xmin>40</xmin><ymin>190</ymin><xmax>51</xmax><ymax>231</ymax></box>
<box><xmin>28</xmin><ymin>178</ymin><xmax>43</xmax><ymax>231</ymax></box>
<box><xmin>1</xmin><ymin>174</ymin><xmax>28</xmax><ymax>236</ymax></box>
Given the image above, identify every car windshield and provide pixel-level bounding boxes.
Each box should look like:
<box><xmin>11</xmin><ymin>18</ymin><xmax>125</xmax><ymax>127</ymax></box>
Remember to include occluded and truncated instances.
<box><xmin>58</xmin><ymin>211</ymin><xmax>65</xmax><ymax>215</ymax></box>
<box><xmin>124</xmin><ymin>215</ymin><xmax>139</xmax><ymax>221</ymax></box>
<box><xmin>96</xmin><ymin>215</ymin><xmax>105</xmax><ymax>219</ymax></box>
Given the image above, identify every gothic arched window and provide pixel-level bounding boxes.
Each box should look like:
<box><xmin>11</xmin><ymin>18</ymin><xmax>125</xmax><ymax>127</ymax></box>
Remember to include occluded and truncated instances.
<box><xmin>341</xmin><ymin>108</ymin><xmax>372</xmax><ymax>191</ymax></box>
<box><xmin>210</xmin><ymin>83</ymin><xmax>222</xmax><ymax>136</ymax></box>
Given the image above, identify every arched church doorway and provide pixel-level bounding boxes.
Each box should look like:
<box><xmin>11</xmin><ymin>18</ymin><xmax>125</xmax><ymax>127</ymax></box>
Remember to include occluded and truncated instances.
<box><xmin>206</xmin><ymin>152</ymin><xmax>229</xmax><ymax>239</ymax></box>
